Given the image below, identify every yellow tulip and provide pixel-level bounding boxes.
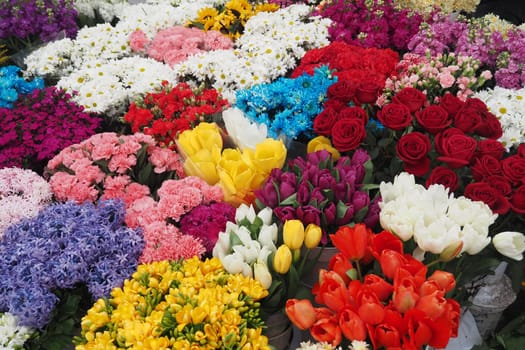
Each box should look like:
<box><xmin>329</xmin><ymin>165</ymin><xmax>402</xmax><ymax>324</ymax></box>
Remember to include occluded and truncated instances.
<box><xmin>283</xmin><ymin>219</ymin><xmax>305</xmax><ymax>250</ymax></box>
<box><xmin>249</xmin><ymin>138</ymin><xmax>287</xmax><ymax>175</ymax></box>
<box><xmin>273</xmin><ymin>245</ymin><xmax>292</xmax><ymax>274</ymax></box>
<box><xmin>304</xmin><ymin>223</ymin><xmax>322</xmax><ymax>249</ymax></box>
<box><xmin>218</xmin><ymin>149</ymin><xmax>257</xmax><ymax>205</ymax></box>
<box><xmin>177</xmin><ymin>122</ymin><xmax>223</xmax><ymax>157</ymax></box>
<box><xmin>183</xmin><ymin>147</ymin><xmax>221</xmax><ymax>184</ymax></box>
<box><xmin>307</xmin><ymin>135</ymin><xmax>341</xmax><ymax>160</ymax></box>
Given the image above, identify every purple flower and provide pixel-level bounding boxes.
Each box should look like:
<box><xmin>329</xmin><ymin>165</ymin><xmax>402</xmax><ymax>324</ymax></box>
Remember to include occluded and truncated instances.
<box><xmin>255</xmin><ymin>181</ymin><xmax>279</xmax><ymax>207</ymax></box>
<box><xmin>273</xmin><ymin>206</ymin><xmax>296</xmax><ymax>221</ymax></box>
<box><xmin>296</xmin><ymin>205</ymin><xmax>321</xmax><ymax>226</ymax></box>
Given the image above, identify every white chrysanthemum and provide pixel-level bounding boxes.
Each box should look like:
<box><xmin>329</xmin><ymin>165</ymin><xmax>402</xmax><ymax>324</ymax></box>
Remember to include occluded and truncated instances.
<box><xmin>0</xmin><ymin>313</ymin><xmax>34</xmax><ymax>349</ymax></box>
<box><xmin>475</xmin><ymin>86</ymin><xmax>525</xmax><ymax>150</ymax></box>
<box><xmin>74</xmin><ymin>0</ymin><xmax>128</xmax><ymax>22</ymax></box>
<box><xmin>24</xmin><ymin>38</ymin><xmax>75</xmax><ymax>78</ymax></box>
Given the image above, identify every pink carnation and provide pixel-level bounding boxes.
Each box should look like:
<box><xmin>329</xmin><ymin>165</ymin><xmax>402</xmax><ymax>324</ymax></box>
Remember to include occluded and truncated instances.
<box><xmin>148</xmin><ymin>147</ymin><xmax>185</xmax><ymax>175</ymax></box>
<box><xmin>49</xmin><ymin>172</ymin><xmax>98</xmax><ymax>203</ymax></box>
<box><xmin>125</xmin><ymin>196</ymin><xmax>162</xmax><ymax>228</ymax></box>
<box><xmin>130</xmin><ymin>29</ymin><xmax>149</xmax><ymax>52</ymax></box>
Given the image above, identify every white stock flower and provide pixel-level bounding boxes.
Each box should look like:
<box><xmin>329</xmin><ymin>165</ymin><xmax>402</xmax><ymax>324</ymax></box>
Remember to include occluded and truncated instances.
<box><xmin>222</xmin><ymin>107</ymin><xmax>268</xmax><ymax>151</ymax></box>
<box><xmin>493</xmin><ymin>231</ymin><xmax>525</xmax><ymax>261</ymax></box>
<box><xmin>0</xmin><ymin>313</ymin><xmax>33</xmax><ymax>348</ymax></box>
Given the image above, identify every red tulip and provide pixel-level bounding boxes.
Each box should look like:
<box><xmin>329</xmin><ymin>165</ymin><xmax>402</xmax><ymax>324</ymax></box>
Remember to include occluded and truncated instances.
<box><xmin>339</xmin><ymin>307</ymin><xmax>368</xmax><ymax>341</ymax></box>
<box><xmin>393</xmin><ymin>277</ymin><xmax>419</xmax><ymax>313</ymax></box>
<box><xmin>285</xmin><ymin>299</ymin><xmax>316</xmax><ymax>330</ymax></box>
<box><xmin>363</xmin><ymin>274</ymin><xmax>394</xmax><ymax>301</ymax></box>
<box><xmin>328</xmin><ymin>252</ymin><xmax>353</xmax><ymax>284</ymax></box>
<box><xmin>371</xmin><ymin>230</ymin><xmax>404</xmax><ymax>259</ymax></box>
<box><xmin>375</xmin><ymin>323</ymin><xmax>402</xmax><ymax>348</ymax></box>
<box><xmin>416</xmin><ymin>291</ymin><xmax>447</xmax><ymax>320</ymax></box>
<box><xmin>357</xmin><ymin>290</ymin><xmax>385</xmax><ymax>325</ymax></box>
<box><xmin>314</xmin><ymin>271</ymin><xmax>350</xmax><ymax>313</ymax></box>
<box><xmin>311</xmin><ymin>316</ymin><xmax>343</xmax><ymax>346</ymax></box>
<box><xmin>428</xmin><ymin>270</ymin><xmax>456</xmax><ymax>293</ymax></box>
<box><xmin>329</xmin><ymin>224</ymin><xmax>370</xmax><ymax>261</ymax></box>
<box><xmin>380</xmin><ymin>250</ymin><xmax>406</xmax><ymax>280</ymax></box>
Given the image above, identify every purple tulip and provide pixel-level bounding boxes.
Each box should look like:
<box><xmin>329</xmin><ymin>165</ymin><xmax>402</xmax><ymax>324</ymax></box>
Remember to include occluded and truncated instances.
<box><xmin>351</xmin><ymin>148</ymin><xmax>370</xmax><ymax>166</ymax></box>
<box><xmin>323</xmin><ymin>202</ymin><xmax>337</xmax><ymax>226</ymax></box>
<box><xmin>296</xmin><ymin>205</ymin><xmax>321</xmax><ymax>226</ymax></box>
<box><xmin>296</xmin><ymin>181</ymin><xmax>311</xmax><ymax>205</ymax></box>
<box><xmin>307</xmin><ymin>149</ymin><xmax>332</xmax><ymax>165</ymax></box>
<box><xmin>279</xmin><ymin>172</ymin><xmax>298</xmax><ymax>200</ymax></box>
<box><xmin>352</xmin><ymin>190</ymin><xmax>370</xmax><ymax>213</ymax></box>
<box><xmin>364</xmin><ymin>196</ymin><xmax>381</xmax><ymax>228</ymax></box>
<box><xmin>255</xmin><ymin>181</ymin><xmax>279</xmax><ymax>208</ymax></box>
<box><xmin>318</xmin><ymin>169</ymin><xmax>337</xmax><ymax>191</ymax></box>
<box><xmin>309</xmin><ymin>187</ymin><xmax>325</xmax><ymax>206</ymax></box>
<box><xmin>274</xmin><ymin>206</ymin><xmax>297</xmax><ymax>221</ymax></box>
<box><xmin>336</xmin><ymin>203</ymin><xmax>355</xmax><ymax>226</ymax></box>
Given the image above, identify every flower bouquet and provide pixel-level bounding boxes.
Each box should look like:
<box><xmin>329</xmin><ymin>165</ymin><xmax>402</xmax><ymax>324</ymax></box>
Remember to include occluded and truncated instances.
<box><xmin>0</xmin><ymin>167</ymin><xmax>52</xmax><ymax>238</ymax></box>
<box><xmin>0</xmin><ymin>199</ymin><xmax>143</xmax><ymax>349</ymax></box>
<box><xmin>0</xmin><ymin>86</ymin><xmax>101</xmax><ymax>171</ymax></box>
<box><xmin>123</xmin><ymin>81</ymin><xmax>229</xmax><ymax>149</ymax></box>
<box><xmin>75</xmin><ymin>257</ymin><xmax>271</xmax><ymax>350</ymax></box>
<box><xmin>286</xmin><ymin>223</ymin><xmax>461</xmax><ymax>349</ymax></box>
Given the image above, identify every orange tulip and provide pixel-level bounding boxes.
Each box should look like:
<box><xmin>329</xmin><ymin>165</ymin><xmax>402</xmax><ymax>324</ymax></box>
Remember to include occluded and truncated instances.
<box><xmin>285</xmin><ymin>299</ymin><xmax>316</xmax><ymax>330</ymax></box>
<box><xmin>311</xmin><ymin>316</ymin><xmax>343</xmax><ymax>347</ymax></box>
<box><xmin>371</xmin><ymin>230</ymin><xmax>404</xmax><ymax>259</ymax></box>
<box><xmin>339</xmin><ymin>307</ymin><xmax>367</xmax><ymax>341</ymax></box>
<box><xmin>379</xmin><ymin>250</ymin><xmax>406</xmax><ymax>281</ymax></box>
<box><xmin>314</xmin><ymin>271</ymin><xmax>350</xmax><ymax>313</ymax></box>
<box><xmin>329</xmin><ymin>224</ymin><xmax>370</xmax><ymax>261</ymax></box>
<box><xmin>357</xmin><ymin>290</ymin><xmax>385</xmax><ymax>325</ymax></box>
<box><xmin>363</xmin><ymin>274</ymin><xmax>394</xmax><ymax>302</ymax></box>
<box><xmin>328</xmin><ymin>252</ymin><xmax>353</xmax><ymax>284</ymax></box>
<box><xmin>375</xmin><ymin>323</ymin><xmax>401</xmax><ymax>348</ymax></box>
<box><xmin>393</xmin><ymin>278</ymin><xmax>419</xmax><ymax>314</ymax></box>
<box><xmin>428</xmin><ymin>270</ymin><xmax>456</xmax><ymax>293</ymax></box>
<box><xmin>416</xmin><ymin>291</ymin><xmax>447</xmax><ymax>320</ymax></box>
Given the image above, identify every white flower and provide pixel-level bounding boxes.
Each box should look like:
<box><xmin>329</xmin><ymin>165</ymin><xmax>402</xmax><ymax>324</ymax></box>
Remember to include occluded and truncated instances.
<box><xmin>222</xmin><ymin>107</ymin><xmax>268</xmax><ymax>151</ymax></box>
<box><xmin>212</xmin><ymin>231</ymin><xmax>231</xmax><ymax>259</ymax></box>
<box><xmin>235</xmin><ymin>203</ymin><xmax>257</xmax><ymax>224</ymax></box>
<box><xmin>493</xmin><ymin>231</ymin><xmax>525</xmax><ymax>261</ymax></box>
<box><xmin>257</xmin><ymin>207</ymin><xmax>273</xmax><ymax>226</ymax></box>
<box><xmin>379</xmin><ymin>200</ymin><xmax>418</xmax><ymax>241</ymax></box>
<box><xmin>258</xmin><ymin>224</ymin><xmax>278</xmax><ymax>252</ymax></box>
<box><xmin>350</xmin><ymin>340</ymin><xmax>370</xmax><ymax>350</ymax></box>
<box><xmin>221</xmin><ymin>252</ymin><xmax>252</xmax><ymax>276</ymax></box>
<box><xmin>460</xmin><ymin>224</ymin><xmax>492</xmax><ymax>255</ymax></box>
<box><xmin>0</xmin><ymin>312</ymin><xmax>34</xmax><ymax>348</ymax></box>
<box><xmin>253</xmin><ymin>261</ymin><xmax>272</xmax><ymax>289</ymax></box>
<box><xmin>413</xmin><ymin>217</ymin><xmax>461</xmax><ymax>254</ymax></box>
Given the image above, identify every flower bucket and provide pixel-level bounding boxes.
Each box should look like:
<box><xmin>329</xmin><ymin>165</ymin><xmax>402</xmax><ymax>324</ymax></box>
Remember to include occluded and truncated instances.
<box><xmin>301</xmin><ymin>246</ymin><xmax>338</xmax><ymax>289</ymax></box>
<box><xmin>263</xmin><ymin>312</ymin><xmax>293</xmax><ymax>350</ymax></box>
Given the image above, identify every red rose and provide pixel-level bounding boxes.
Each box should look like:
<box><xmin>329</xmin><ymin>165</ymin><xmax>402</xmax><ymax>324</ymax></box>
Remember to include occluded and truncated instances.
<box><xmin>331</xmin><ymin>118</ymin><xmax>366</xmax><ymax>152</ymax></box>
<box><xmin>453</xmin><ymin>107</ymin><xmax>482</xmax><ymax>134</ymax></box>
<box><xmin>339</xmin><ymin>106</ymin><xmax>368</xmax><ymax>124</ymax></box>
<box><xmin>392</xmin><ymin>87</ymin><xmax>427</xmax><ymax>113</ymax></box>
<box><xmin>439</xmin><ymin>93</ymin><xmax>464</xmax><ymax>118</ymax></box>
<box><xmin>476</xmin><ymin>139</ymin><xmax>505</xmax><ymax>159</ymax></box>
<box><xmin>396</xmin><ymin>132</ymin><xmax>431</xmax><ymax>176</ymax></box>
<box><xmin>415</xmin><ymin>105</ymin><xmax>452</xmax><ymax>134</ymax></box>
<box><xmin>314</xmin><ymin>107</ymin><xmax>338</xmax><ymax>136</ymax></box>
<box><xmin>510</xmin><ymin>185</ymin><xmax>525</xmax><ymax>214</ymax></box>
<box><xmin>475</xmin><ymin>111</ymin><xmax>503</xmax><ymax>139</ymax></box>
<box><xmin>464</xmin><ymin>97</ymin><xmax>489</xmax><ymax>112</ymax></box>
<box><xmin>436</xmin><ymin>132</ymin><xmax>477</xmax><ymax>168</ymax></box>
<box><xmin>502</xmin><ymin>155</ymin><xmax>525</xmax><ymax>185</ymax></box>
<box><xmin>323</xmin><ymin>99</ymin><xmax>347</xmax><ymax>112</ymax></box>
<box><xmin>377</xmin><ymin>103</ymin><xmax>413</xmax><ymax>130</ymax></box>
<box><xmin>464</xmin><ymin>182</ymin><xmax>510</xmax><ymax>214</ymax></box>
<box><xmin>425</xmin><ymin>166</ymin><xmax>459</xmax><ymax>191</ymax></box>
<box><xmin>470</xmin><ymin>155</ymin><xmax>503</xmax><ymax>181</ymax></box>
<box><xmin>356</xmin><ymin>81</ymin><xmax>382</xmax><ymax>104</ymax></box>
<box><xmin>327</xmin><ymin>79</ymin><xmax>357</xmax><ymax>103</ymax></box>
<box><xmin>487</xmin><ymin>175</ymin><xmax>512</xmax><ymax>196</ymax></box>
<box><xmin>434</xmin><ymin>128</ymin><xmax>463</xmax><ymax>155</ymax></box>
<box><xmin>518</xmin><ymin>144</ymin><xmax>525</xmax><ymax>158</ymax></box>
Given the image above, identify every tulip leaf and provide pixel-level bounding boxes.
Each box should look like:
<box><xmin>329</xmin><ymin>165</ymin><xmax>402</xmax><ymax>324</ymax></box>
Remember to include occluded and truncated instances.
<box><xmin>229</xmin><ymin>232</ymin><xmax>243</xmax><ymax>248</ymax></box>
<box><xmin>336</xmin><ymin>200</ymin><xmax>348</xmax><ymax>219</ymax></box>
<box><xmin>353</xmin><ymin>206</ymin><xmax>369</xmax><ymax>222</ymax></box>
<box><xmin>279</xmin><ymin>193</ymin><xmax>297</xmax><ymax>206</ymax></box>
<box><xmin>322</xmin><ymin>189</ymin><xmax>334</xmax><ymax>202</ymax></box>
<box><xmin>363</xmin><ymin>159</ymin><xmax>374</xmax><ymax>185</ymax></box>
<box><xmin>347</xmin><ymin>268</ymin><xmax>358</xmax><ymax>281</ymax></box>
<box><xmin>287</xmin><ymin>265</ymin><xmax>300</xmax><ymax>299</ymax></box>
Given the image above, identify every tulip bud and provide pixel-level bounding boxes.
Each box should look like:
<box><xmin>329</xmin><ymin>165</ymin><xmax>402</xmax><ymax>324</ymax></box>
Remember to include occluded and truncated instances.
<box><xmin>439</xmin><ymin>240</ymin><xmax>464</xmax><ymax>262</ymax></box>
<box><xmin>304</xmin><ymin>223</ymin><xmax>322</xmax><ymax>248</ymax></box>
<box><xmin>493</xmin><ymin>231</ymin><xmax>525</xmax><ymax>261</ymax></box>
<box><xmin>253</xmin><ymin>261</ymin><xmax>272</xmax><ymax>289</ymax></box>
<box><xmin>273</xmin><ymin>245</ymin><xmax>292</xmax><ymax>274</ymax></box>
<box><xmin>283</xmin><ymin>219</ymin><xmax>305</xmax><ymax>250</ymax></box>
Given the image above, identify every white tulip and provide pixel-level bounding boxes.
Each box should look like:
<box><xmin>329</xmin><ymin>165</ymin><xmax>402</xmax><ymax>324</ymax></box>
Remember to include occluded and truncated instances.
<box><xmin>493</xmin><ymin>231</ymin><xmax>525</xmax><ymax>261</ymax></box>
<box><xmin>258</xmin><ymin>224</ymin><xmax>278</xmax><ymax>251</ymax></box>
<box><xmin>413</xmin><ymin>217</ymin><xmax>461</xmax><ymax>254</ymax></box>
<box><xmin>223</xmin><ymin>107</ymin><xmax>267</xmax><ymax>151</ymax></box>
<box><xmin>460</xmin><ymin>224</ymin><xmax>492</xmax><ymax>255</ymax></box>
<box><xmin>254</xmin><ymin>261</ymin><xmax>272</xmax><ymax>289</ymax></box>
<box><xmin>232</xmin><ymin>240</ymin><xmax>261</xmax><ymax>264</ymax></box>
<box><xmin>257</xmin><ymin>207</ymin><xmax>273</xmax><ymax>226</ymax></box>
<box><xmin>235</xmin><ymin>203</ymin><xmax>257</xmax><ymax>224</ymax></box>
<box><xmin>212</xmin><ymin>231</ymin><xmax>231</xmax><ymax>259</ymax></box>
<box><xmin>222</xmin><ymin>253</ymin><xmax>251</xmax><ymax>276</ymax></box>
<box><xmin>258</xmin><ymin>246</ymin><xmax>273</xmax><ymax>264</ymax></box>
<box><xmin>379</xmin><ymin>201</ymin><xmax>416</xmax><ymax>241</ymax></box>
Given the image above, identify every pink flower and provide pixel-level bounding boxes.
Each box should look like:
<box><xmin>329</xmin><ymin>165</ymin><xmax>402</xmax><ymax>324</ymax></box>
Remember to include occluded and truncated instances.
<box><xmin>122</xmin><ymin>183</ymin><xmax>150</xmax><ymax>207</ymax></box>
<box><xmin>203</xmin><ymin>30</ymin><xmax>233</xmax><ymax>50</ymax></box>
<box><xmin>101</xmin><ymin>175</ymin><xmax>131</xmax><ymax>200</ymax></box>
<box><xmin>130</xmin><ymin>29</ymin><xmax>149</xmax><ymax>52</ymax></box>
<box><xmin>49</xmin><ymin>172</ymin><xmax>98</xmax><ymax>203</ymax></box>
<box><xmin>438</xmin><ymin>72</ymin><xmax>455</xmax><ymax>89</ymax></box>
<box><xmin>108</xmin><ymin>154</ymin><xmax>137</xmax><ymax>174</ymax></box>
<box><xmin>125</xmin><ymin>196</ymin><xmax>162</xmax><ymax>228</ymax></box>
<box><xmin>148</xmin><ymin>147</ymin><xmax>185</xmax><ymax>175</ymax></box>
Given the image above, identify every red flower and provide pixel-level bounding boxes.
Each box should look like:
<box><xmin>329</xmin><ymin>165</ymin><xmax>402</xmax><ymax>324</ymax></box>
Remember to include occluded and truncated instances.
<box><xmin>415</xmin><ymin>105</ymin><xmax>452</xmax><ymax>134</ymax></box>
<box><xmin>328</xmin><ymin>252</ymin><xmax>353</xmax><ymax>284</ymax></box>
<box><xmin>331</xmin><ymin>118</ymin><xmax>366</xmax><ymax>152</ymax></box>
<box><xmin>396</xmin><ymin>132</ymin><xmax>432</xmax><ymax>176</ymax></box>
<box><xmin>371</xmin><ymin>230</ymin><xmax>404</xmax><ymax>259</ymax></box>
<box><xmin>425</xmin><ymin>166</ymin><xmax>458</xmax><ymax>191</ymax></box>
<box><xmin>392</xmin><ymin>87</ymin><xmax>427</xmax><ymax>113</ymax></box>
<box><xmin>330</xmin><ymin>224</ymin><xmax>370</xmax><ymax>261</ymax></box>
<box><xmin>285</xmin><ymin>299</ymin><xmax>316</xmax><ymax>330</ymax></box>
<box><xmin>339</xmin><ymin>307</ymin><xmax>368</xmax><ymax>341</ymax></box>
<box><xmin>312</xmin><ymin>316</ymin><xmax>343</xmax><ymax>346</ymax></box>
<box><xmin>464</xmin><ymin>181</ymin><xmax>510</xmax><ymax>214</ymax></box>
<box><xmin>377</xmin><ymin>102</ymin><xmax>413</xmax><ymax>130</ymax></box>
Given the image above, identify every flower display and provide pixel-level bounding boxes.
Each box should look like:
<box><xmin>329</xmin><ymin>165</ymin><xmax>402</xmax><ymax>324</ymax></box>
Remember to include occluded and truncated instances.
<box><xmin>0</xmin><ymin>200</ymin><xmax>144</xmax><ymax>329</ymax></box>
<box><xmin>0</xmin><ymin>167</ymin><xmax>52</xmax><ymax>238</ymax></box>
<box><xmin>235</xmin><ymin>65</ymin><xmax>337</xmax><ymax>140</ymax></box>
<box><xmin>0</xmin><ymin>65</ymin><xmax>43</xmax><ymax>108</ymax></box>
<box><xmin>0</xmin><ymin>86</ymin><xmax>101</xmax><ymax>171</ymax></box>
<box><xmin>177</xmin><ymin>122</ymin><xmax>287</xmax><ymax>205</ymax></box>
<box><xmin>130</xmin><ymin>26</ymin><xmax>233</xmax><ymax>67</ymax></box>
<box><xmin>188</xmin><ymin>0</ymin><xmax>279</xmax><ymax>39</ymax></box>
<box><xmin>46</xmin><ymin>132</ymin><xmax>184</xmax><ymax>205</ymax></box>
<box><xmin>255</xmin><ymin>149</ymin><xmax>380</xmax><ymax>243</ymax></box>
<box><xmin>123</xmin><ymin>81</ymin><xmax>229</xmax><ymax>149</ymax></box>
<box><xmin>75</xmin><ymin>257</ymin><xmax>270</xmax><ymax>350</ymax></box>
<box><xmin>286</xmin><ymin>224</ymin><xmax>460</xmax><ymax>349</ymax></box>
<box><xmin>312</xmin><ymin>0</ymin><xmax>423</xmax><ymax>51</ymax></box>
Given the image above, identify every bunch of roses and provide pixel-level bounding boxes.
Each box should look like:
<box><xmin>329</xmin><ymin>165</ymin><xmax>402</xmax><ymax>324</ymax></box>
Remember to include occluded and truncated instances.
<box><xmin>0</xmin><ymin>86</ymin><xmax>101</xmax><ymax>170</ymax></box>
<box><xmin>377</xmin><ymin>52</ymin><xmax>493</xmax><ymax>106</ymax></box>
<box><xmin>0</xmin><ymin>167</ymin><xmax>52</xmax><ymax>238</ymax></box>
<box><xmin>76</xmin><ymin>257</ymin><xmax>270</xmax><ymax>350</ymax></box>
<box><xmin>286</xmin><ymin>224</ymin><xmax>460</xmax><ymax>349</ymax></box>
<box><xmin>176</xmin><ymin>122</ymin><xmax>287</xmax><ymax>206</ymax></box>
<box><xmin>123</xmin><ymin>81</ymin><xmax>229</xmax><ymax>149</ymax></box>
<box><xmin>188</xmin><ymin>0</ymin><xmax>279</xmax><ymax>40</ymax></box>
<box><xmin>129</xmin><ymin>26</ymin><xmax>234</xmax><ymax>67</ymax></box>
<box><xmin>311</xmin><ymin>0</ymin><xmax>423</xmax><ymax>51</ymax></box>
<box><xmin>292</xmin><ymin>42</ymin><xmax>399</xmax><ymax>106</ymax></box>
<box><xmin>46</xmin><ymin>132</ymin><xmax>185</xmax><ymax>206</ymax></box>
<box><xmin>255</xmin><ymin>149</ymin><xmax>380</xmax><ymax>243</ymax></box>
<box><xmin>0</xmin><ymin>200</ymin><xmax>144</xmax><ymax>329</ymax></box>
<box><xmin>124</xmin><ymin>176</ymin><xmax>224</xmax><ymax>263</ymax></box>
<box><xmin>373</xmin><ymin>87</ymin><xmax>505</xmax><ymax>199</ymax></box>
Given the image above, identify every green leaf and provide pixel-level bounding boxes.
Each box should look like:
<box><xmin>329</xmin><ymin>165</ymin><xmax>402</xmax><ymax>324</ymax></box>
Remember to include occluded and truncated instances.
<box><xmin>279</xmin><ymin>193</ymin><xmax>298</xmax><ymax>206</ymax></box>
<box><xmin>363</xmin><ymin>159</ymin><xmax>374</xmax><ymax>185</ymax></box>
<box><xmin>347</xmin><ymin>268</ymin><xmax>358</xmax><ymax>281</ymax></box>
<box><xmin>377</xmin><ymin>137</ymin><xmax>392</xmax><ymax>148</ymax></box>
<box><xmin>229</xmin><ymin>232</ymin><xmax>243</xmax><ymax>248</ymax></box>
<box><xmin>336</xmin><ymin>200</ymin><xmax>348</xmax><ymax>219</ymax></box>
<box><xmin>354</xmin><ymin>206</ymin><xmax>369</xmax><ymax>223</ymax></box>
<box><xmin>287</xmin><ymin>265</ymin><xmax>300</xmax><ymax>299</ymax></box>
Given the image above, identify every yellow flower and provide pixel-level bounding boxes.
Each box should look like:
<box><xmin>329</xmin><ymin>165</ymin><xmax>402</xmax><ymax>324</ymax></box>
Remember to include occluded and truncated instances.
<box><xmin>254</xmin><ymin>3</ymin><xmax>280</xmax><ymax>13</ymax></box>
<box><xmin>218</xmin><ymin>148</ymin><xmax>257</xmax><ymax>205</ymax></box>
<box><xmin>307</xmin><ymin>135</ymin><xmax>341</xmax><ymax>160</ymax></box>
<box><xmin>273</xmin><ymin>245</ymin><xmax>292</xmax><ymax>274</ymax></box>
<box><xmin>196</xmin><ymin>7</ymin><xmax>219</xmax><ymax>22</ymax></box>
<box><xmin>249</xmin><ymin>138</ymin><xmax>287</xmax><ymax>176</ymax></box>
<box><xmin>183</xmin><ymin>147</ymin><xmax>222</xmax><ymax>184</ymax></box>
<box><xmin>304</xmin><ymin>223</ymin><xmax>323</xmax><ymax>249</ymax></box>
<box><xmin>283</xmin><ymin>219</ymin><xmax>305</xmax><ymax>250</ymax></box>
